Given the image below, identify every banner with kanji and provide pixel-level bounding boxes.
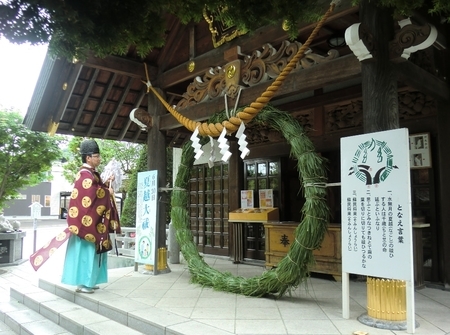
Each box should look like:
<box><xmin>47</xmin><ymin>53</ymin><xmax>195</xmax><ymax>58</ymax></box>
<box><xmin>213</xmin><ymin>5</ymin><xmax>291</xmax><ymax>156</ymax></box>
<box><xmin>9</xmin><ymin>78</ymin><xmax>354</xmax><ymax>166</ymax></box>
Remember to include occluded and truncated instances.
<box><xmin>135</xmin><ymin>170</ymin><xmax>158</xmax><ymax>265</ymax></box>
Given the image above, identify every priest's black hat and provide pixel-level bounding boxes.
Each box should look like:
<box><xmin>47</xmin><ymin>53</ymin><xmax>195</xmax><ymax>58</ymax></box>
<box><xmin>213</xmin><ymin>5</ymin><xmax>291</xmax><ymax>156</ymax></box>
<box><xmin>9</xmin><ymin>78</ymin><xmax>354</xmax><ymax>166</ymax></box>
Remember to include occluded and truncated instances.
<box><xmin>79</xmin><ymin>139</ymin><xmax>100</xmax><ymax>155</ymax></box>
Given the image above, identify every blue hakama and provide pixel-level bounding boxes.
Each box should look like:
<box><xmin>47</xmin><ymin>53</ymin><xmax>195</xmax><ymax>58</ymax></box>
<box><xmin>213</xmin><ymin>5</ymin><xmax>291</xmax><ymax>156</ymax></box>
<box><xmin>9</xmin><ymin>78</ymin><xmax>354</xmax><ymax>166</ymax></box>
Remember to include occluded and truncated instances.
<box><xmin>61</xmin><ymin>235</ymin><xmax>108</xmax><ymax>288</ymax></box>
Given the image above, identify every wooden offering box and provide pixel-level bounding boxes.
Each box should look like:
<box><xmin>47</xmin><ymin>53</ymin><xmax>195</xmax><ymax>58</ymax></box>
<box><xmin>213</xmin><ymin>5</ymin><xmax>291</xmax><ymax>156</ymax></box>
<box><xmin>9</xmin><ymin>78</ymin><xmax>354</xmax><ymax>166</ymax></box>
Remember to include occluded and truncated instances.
<box><xmin>229</xmin><ymin>208</ymin><xmax>279</xmax><ymax>222</ymax></box>
<box><xmin>263</xmin><ymin>221</ymin><xmax>342</xmax><ymax>281</ymax></box>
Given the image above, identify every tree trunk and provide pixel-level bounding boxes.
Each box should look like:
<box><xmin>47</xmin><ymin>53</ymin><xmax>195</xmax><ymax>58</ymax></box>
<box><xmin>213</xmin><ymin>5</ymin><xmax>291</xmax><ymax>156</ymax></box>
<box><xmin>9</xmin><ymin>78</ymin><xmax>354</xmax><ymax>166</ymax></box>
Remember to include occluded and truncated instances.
<box><xmin>360</xmin><ymin>0</ymin><xmax>399</xmax><ymax>133</ymax></box>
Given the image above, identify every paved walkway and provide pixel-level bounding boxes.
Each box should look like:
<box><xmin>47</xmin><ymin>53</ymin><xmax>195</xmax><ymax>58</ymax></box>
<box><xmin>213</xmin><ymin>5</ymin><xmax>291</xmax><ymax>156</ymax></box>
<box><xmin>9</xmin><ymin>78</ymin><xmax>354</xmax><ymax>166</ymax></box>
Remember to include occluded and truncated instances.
<box><xmin>1</xmin><ymin>223</ymin><xmax>450</xmax><ymax>334</ymax></box>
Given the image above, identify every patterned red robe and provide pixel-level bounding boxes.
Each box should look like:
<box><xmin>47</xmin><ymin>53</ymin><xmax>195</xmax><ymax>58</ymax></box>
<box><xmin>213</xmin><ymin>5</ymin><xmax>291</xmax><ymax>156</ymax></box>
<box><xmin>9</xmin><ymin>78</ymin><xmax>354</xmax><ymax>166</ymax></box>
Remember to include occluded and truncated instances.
<box><xmin>67</xmin><ymin>165</ymin><xmax>121</xmax><ymax>253</ymax></box>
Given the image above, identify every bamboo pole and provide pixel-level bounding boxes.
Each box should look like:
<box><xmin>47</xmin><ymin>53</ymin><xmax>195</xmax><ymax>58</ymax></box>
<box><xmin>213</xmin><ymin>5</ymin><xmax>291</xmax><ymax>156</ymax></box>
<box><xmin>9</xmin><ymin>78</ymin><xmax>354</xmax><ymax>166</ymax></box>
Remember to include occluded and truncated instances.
<box><xmin>367</xmin><ymin>277</ymin><xmax>406</xmax><ymax>321</ymax></box>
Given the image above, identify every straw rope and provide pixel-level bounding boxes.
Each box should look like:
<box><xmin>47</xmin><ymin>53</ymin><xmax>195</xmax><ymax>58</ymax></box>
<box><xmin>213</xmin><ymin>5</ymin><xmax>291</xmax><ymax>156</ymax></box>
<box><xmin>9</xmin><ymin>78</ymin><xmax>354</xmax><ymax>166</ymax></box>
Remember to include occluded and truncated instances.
<box><xmin>144</xmin><ymin>1</ymin><xmax>339</xmax><ymax>137</ymax></box>
<box><xmin>170</xmin><ymin>105</ymin><xmax>329</xmax><ymax>297</ymax></box>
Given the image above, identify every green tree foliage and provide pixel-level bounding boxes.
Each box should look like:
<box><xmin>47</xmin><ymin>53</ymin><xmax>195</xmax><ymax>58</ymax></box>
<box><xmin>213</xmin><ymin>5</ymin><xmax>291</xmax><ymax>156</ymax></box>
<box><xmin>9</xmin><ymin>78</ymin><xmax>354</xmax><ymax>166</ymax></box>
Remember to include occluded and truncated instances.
<box><xmin>99</xmin><ymin>140</ymin><xmax>144</xmax><ymax>176</ymax></box>
<box><xmin>0</xmin><ymin>0</ymin><xmax>166</xmax><ymax>60</ymax></box>
<box><xmin>0</xmin><ymin>109</ymin><xmax>62</xmax><ymax>211</ymax></box>
<box><xmin>1</xmin><ymin>0</ymin><xmax>449</xmax><ymax>61</ymax></box>
<box><xmin>120</xmin><ymin>144</ymin><xmax>148</xmax><ymax>227</ymax></box>
<box><xmin>119</xmin><ymin>146</ymin><xmax>173</xmax><ymax>226</ymax></box>
<box><xmin>61</xmin><ymin>136</ymin><xmax>82</xmax><ymax>184</ymax></box>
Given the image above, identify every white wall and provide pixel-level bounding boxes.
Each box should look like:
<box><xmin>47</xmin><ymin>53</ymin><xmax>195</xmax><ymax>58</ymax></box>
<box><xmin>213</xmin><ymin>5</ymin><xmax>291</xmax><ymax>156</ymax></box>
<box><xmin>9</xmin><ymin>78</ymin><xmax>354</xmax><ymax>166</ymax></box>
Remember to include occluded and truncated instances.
<box><xmin>50</xmin><ymin>164</ymin><xmax>73</xmax><ymax>216</ymax></box>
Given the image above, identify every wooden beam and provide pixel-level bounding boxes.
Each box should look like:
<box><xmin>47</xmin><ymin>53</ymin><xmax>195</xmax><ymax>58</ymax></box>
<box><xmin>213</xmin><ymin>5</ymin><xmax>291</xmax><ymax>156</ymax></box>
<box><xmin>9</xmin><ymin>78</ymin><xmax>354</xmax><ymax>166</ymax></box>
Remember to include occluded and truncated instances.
<box><xmin>156</xmin><ymin>20</ymin><xmax>186</xmax><ymax>73</ymax></box>
<box><xmin>436</xmin><ymin>102</ymin><xmax>450</xmax><ymax>287</ymax></box>
<box><xmin>160</xmin><ymin>55</ymin><xmax>361</xmax><ymax>130</ymax></box>
<box><xmin>395</xmin><ymin>61</ymin><xmax>450</xmax><ymax>101</ymax></box>
<box><xmin>25</xmin><ymin>55</ymin><xmax>82</xmax><ymax>133</ymax></box>
<box><xmin>82</xmin><ymin>52</ymin><xmax>153</xmax><ymax>79</ymax></box>
<box><xmin>277</xmin><ymin>85</ymin><xmax>362</xmax><ymax>111</ymax></box>
<box><xmin>168</xmin><ymin>132</ymin><xmax>181</xmax><ymax>148</ymax></box>
<box><xmin>87</xmin><ymin>73</ymin><xmax>117</xmax><ymax>137</ymax></box>
<box><xmin>156</xmin><ymin>46</ymin><xmax>224</xmax><ymax>88</ymax></box>
<box><xmin>104</xmin><ymin>77</ymin><xmax>134</xmax><ymax>138</ymax></box>
<box><xmin>118</xmin><ymin>86</ymin><xmax>147</xmax><ymax>141</ymax></box>
<box><xmin>156</xmin><ymin>1</ymin><xmax>357</xmax><ymax>90</ymax></box>
<box><xmin>312</xmin><ymin>105</ymin><xmax>325</xmax><ymax>137</ymax></box>
<box><xmin>53</xmin><ymin>62</ymin><xmax>83</xmax><ymax>129</ymax></box>
<box><xmin>147</xmin><ymin>88</ymin><xmax>168</xmax><ymax>250</ymax></box>
<box><xmin>103</xmin><ymin>77</ymin><xmax>133</xmax><ymax>138</ymax></box>
<box><xmin>70</xmin><ymin>69</ymin><xmax>100</xmax><ymax>130</ymax></box>
<box><xmin>189</xmin><ymin>25</ymin><xmax>195</xmax><ymax>59</ymax></box>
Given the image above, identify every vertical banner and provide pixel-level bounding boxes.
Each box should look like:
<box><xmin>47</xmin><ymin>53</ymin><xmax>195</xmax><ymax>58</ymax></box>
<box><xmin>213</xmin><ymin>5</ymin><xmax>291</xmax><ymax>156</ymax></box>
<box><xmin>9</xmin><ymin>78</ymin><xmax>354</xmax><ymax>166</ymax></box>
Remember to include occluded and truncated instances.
<box><xmin>341</xmin><ymin>128</ymin><xmax>413</xmax><ymax>281</ymax></box>
<box><xmin>135</xmin><ymin>170</ymin><xmax>158</xmax><ymax>266</ymax></box>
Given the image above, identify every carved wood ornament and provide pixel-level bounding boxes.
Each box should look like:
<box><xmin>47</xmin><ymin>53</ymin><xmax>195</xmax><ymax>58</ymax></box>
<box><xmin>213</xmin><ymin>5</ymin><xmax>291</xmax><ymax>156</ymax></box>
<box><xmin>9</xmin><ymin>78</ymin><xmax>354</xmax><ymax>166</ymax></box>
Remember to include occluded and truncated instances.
<box><xmin>345</xmin><ymin>18</ymin><xmax>438</xmax><ymax>63</ymax></box>
<box><xmin>144</xmin><ymin>2</ymin><xmax>339</xmax><ymax>138</ymax></box>
<box><xmin>176</xmin><ymin>41</ymin><xmax>339</xmax><ymax>110</ymax></box>
<box><xmin>325</xmin><ymin>90</ymin><xmax>437</xmax><ymax>132</ymax></box>
<box><xmin>129</xmin><ymin>108</ymin><xmax>152</xmax><ymax>131</ymax></box>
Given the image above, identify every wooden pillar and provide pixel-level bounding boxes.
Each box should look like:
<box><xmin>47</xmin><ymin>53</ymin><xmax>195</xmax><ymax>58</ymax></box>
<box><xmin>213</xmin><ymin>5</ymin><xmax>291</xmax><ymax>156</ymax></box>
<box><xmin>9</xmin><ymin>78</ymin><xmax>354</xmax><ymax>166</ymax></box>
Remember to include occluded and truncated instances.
<box><xmin>228</xmin><ymin>140</ymin><xmax>242</xmax><ymax>257</ymax></box>
<box><xmin>147</xmin><ymin>88</ymin><xmax>167</xmax><ymax>250</ymax></box>
<box><xmin>436</xmin><ymin>101</ymin><xmax>450</xmax><ymax>289</ymax></box>
<box><xmin>360</xmin><ymin>0</ymin><xmax>399</xmax><ymax>132</ymax></box>
<box><xmin>228</xmin><ymin>140</ymin><xmax>241</xmax><ymax>212</ymax></box>
<box><xmin>359</xmin><ymin>3</ymin><xmax>416</xmax><ymax>331</ymax></box>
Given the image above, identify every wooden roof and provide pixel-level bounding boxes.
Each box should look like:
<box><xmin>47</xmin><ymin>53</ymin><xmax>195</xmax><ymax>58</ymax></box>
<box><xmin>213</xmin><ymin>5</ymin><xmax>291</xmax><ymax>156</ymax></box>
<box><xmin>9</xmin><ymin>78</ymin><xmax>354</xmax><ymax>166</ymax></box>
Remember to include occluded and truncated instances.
<box><xmin>23</xmin><ymin>2</ymin><xmax>448</xmax><ymax>147</ymax></box>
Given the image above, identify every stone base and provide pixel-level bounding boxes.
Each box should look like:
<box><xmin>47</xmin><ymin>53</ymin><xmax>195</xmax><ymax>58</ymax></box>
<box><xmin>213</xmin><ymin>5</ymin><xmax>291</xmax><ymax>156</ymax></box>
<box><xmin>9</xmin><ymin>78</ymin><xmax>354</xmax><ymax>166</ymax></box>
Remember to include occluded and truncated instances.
<box><xmin>357</xmin><ymin>313</ymin><xmax>419</xmax><ymax>330</ymax></box>
<box><xmin>141</xmin><ymin>266</ymin><xmax>171</xmax><ymax>275</ymax></box>
<box><xmin>0</xmin><ymin>231</ymin><xmax>27</xmax><ymax>266</ymax></box>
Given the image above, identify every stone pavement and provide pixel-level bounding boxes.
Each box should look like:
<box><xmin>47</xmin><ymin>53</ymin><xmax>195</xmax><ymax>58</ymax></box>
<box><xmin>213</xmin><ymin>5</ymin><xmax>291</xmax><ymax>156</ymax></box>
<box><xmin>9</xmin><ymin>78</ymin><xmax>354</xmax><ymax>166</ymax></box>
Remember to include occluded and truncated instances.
<box><xmin>1</xmin><ymin>221</ymin><xmax>450</xmax><ymax>334</ymax></box>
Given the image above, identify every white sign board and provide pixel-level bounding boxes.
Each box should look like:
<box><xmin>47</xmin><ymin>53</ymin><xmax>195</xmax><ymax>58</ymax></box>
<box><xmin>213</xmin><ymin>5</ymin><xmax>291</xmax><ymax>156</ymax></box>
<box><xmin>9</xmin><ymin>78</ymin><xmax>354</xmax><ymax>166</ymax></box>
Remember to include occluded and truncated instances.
<box><xmin>29</xmin><ymin>202</ymin><xmax>43</xmax><ymax>219</ymax></box>
<box><xmin>135</xmin><ymin>170</ymin><xmax>158</xmax><ymax>267</ymax></box>
<box><xmin>340</xmin><ymin>128</ymin><xmax>413</xmax><ymax>280</ymax></box>
<box><xmin>240</xmin><ymin>190</ymin><xmax>254</xmax><ymax>209</ymax></box>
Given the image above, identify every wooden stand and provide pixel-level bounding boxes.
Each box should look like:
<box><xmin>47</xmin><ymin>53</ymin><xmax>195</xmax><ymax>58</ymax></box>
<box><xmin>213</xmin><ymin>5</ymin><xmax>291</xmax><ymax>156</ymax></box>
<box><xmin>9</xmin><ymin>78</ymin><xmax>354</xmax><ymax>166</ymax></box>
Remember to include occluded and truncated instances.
<box><xmin>229</xmin><ymin>208</ymin><xmax>279</xmax><ymax>263</ymax></box>
<box><xmin>263</xmin><ymin>222</ymin><xmax>342</xmax><ymax>281</ymax></box>
<box><xmin>312</xmin><ymin>224</ymin><xmax>342</xmax><ymax>281</ymax></box>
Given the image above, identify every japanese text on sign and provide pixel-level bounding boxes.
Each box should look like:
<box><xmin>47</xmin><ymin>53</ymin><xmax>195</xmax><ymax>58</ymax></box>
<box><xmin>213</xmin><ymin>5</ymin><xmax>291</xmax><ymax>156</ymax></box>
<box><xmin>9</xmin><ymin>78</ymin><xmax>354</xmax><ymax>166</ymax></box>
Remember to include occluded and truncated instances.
<box><xmin>341</xmin><ymin>128</ymin><xmax>413</xmax><ymax>281</ymax></box>
<box><xmin>135</xmin><ymin>170</ymin><xmax>158</xmax><ymax>265</ymax></box>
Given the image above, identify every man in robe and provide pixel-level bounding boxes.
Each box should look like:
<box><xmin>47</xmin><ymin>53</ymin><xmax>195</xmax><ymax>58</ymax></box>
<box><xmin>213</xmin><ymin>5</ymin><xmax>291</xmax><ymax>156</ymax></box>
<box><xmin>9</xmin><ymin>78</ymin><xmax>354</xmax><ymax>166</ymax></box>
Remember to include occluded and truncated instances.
<box><xmin>61</xmin><ymin>139</ymin><xmax>121</xmax><ymax>293</ymax></box>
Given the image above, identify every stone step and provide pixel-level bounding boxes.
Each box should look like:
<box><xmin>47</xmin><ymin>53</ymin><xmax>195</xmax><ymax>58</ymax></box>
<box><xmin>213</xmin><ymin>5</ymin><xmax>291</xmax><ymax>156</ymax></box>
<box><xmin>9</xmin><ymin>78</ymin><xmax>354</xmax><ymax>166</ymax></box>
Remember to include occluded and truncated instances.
<box><xmin>0</xmin><ymin>300</ymin><xmax>73</xmax><ymax>335</ymax></box>
<box><xmin>7</xmin><ymin>284</ymin><xmax>144</xmax><ymax>335</ymax></box>
<box><xmin>0</xmin><ymin>319</ymin><xmax>16</xmax><ymax>334</ymax></box>
<box><xmin>36</xmin><ymin>278</ymin><xmax>234</xmax><ymax>335</ymax></box>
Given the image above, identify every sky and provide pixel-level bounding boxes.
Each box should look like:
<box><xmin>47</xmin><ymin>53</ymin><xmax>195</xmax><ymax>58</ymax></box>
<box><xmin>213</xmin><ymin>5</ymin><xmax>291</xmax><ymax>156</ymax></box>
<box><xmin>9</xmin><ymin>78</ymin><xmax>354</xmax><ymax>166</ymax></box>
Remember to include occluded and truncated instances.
<box><xmin>0</xmin><ymin>38</ymin><xmax>48</xmax><ymax>115</ymax></box>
